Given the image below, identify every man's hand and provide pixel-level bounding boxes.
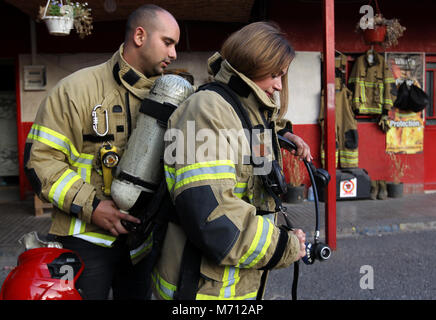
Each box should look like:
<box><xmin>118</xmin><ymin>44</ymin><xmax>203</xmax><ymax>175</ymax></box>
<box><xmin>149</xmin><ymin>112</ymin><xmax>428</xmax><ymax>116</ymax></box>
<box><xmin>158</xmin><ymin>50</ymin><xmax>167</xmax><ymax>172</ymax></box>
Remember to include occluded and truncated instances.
<box><xmin>91</xmin><ymin>200</ymin><xmax>141</xmax><ymax>236</ymax></box>
<box><xmin>283</xmin><ymin>132</ymin><xmax>313</xmax><ymax>162</ymax></box>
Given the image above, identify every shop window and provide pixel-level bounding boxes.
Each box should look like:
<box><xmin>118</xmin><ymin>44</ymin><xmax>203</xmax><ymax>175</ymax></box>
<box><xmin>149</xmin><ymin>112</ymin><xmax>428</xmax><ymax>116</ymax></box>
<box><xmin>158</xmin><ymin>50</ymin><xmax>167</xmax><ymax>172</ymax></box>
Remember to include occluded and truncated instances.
<box><xmin>0</xmin><ymin>60</ymin><xmax>18</xmax><ymax>185</ymax></box>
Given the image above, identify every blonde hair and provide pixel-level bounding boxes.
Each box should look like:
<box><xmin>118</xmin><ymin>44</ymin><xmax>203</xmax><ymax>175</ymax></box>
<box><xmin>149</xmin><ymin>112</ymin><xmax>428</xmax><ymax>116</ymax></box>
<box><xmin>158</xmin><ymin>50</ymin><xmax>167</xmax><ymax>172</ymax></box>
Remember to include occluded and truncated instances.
<box><xmin>220</xmin><ymin>21</ymin><xmax>295</xmax><ymax>118</ymax></box>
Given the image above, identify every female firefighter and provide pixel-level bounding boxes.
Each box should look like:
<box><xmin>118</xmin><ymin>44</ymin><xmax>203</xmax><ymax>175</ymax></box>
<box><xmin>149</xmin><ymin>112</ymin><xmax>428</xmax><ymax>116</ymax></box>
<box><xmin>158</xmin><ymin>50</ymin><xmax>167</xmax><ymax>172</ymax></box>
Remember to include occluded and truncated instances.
<box><xmin>152</xmin><ymin>21</ymin><xmax>311</xmax><ymax>300</ymax></box>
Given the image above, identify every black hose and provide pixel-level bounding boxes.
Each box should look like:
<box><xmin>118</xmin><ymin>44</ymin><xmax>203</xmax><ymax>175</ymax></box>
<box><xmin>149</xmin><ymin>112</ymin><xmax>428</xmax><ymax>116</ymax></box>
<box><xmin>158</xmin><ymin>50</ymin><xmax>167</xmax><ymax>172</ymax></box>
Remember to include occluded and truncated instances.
<box><xmin>303</xmin><ymin>160</ymin><xmax>320</xmax><ymax>240</ymax></box>
<box><xmin>292</xmin><ymin>261</ymin><xmax>300</xmax><ymax>300</ymax></box>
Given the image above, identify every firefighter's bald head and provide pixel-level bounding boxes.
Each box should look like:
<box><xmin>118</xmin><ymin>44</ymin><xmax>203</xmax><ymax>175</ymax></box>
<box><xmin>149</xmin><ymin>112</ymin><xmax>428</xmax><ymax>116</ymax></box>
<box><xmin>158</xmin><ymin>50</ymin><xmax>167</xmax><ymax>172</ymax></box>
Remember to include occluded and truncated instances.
<box><xmin>124</xmin><ymin>4</ymin><xmax>176</xmax><ymax>42</ymax></box>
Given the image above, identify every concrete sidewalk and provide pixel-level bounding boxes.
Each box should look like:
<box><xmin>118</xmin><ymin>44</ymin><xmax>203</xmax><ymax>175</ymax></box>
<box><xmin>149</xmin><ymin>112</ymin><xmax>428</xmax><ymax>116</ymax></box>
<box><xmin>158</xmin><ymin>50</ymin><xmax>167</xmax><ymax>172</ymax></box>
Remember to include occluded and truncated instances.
<box><xmin>1</xmin><ymin>188</ymin><xmax>435</xmax><ymax>288</ymax></box>
<box><xmin>285</xmin><ymin>191</ymin><xmax>436</xmax><ymax>239</ymax></box>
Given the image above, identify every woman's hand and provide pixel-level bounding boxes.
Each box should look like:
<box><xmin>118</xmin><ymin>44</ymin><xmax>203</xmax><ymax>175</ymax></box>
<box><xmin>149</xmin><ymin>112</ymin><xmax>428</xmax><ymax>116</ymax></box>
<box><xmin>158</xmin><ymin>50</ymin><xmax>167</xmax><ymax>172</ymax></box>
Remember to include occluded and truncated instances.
<box><xmin>283</xmin><ymin>132</ymin><xmax>313</xmax><ymax>162</ymax></box>
<box><xmin>292</xmin><ymin>228</ymin><xmax>307</xmax><ymax>260</ymax></box>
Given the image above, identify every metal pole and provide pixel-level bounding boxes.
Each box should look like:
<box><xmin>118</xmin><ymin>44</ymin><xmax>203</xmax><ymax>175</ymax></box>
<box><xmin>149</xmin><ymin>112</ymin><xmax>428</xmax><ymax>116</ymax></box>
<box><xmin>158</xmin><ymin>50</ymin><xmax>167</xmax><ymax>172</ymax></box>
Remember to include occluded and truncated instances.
<box><xmin>323</xmin><ymin>0</ymin><xmax>337</xmax><ymax>250</ymax></box>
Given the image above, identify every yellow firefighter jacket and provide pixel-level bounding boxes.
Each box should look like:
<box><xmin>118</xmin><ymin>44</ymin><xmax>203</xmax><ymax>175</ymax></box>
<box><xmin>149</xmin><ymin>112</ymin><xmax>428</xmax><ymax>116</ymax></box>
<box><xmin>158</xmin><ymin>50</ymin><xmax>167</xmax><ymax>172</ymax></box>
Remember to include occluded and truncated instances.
<box><xmin>152</xmin><ymin>52</ymin><xmax>301</xmax><ymax>300</ymax></box>
<box><xmin>348</xmin><ymin>50</ymin><xmax>396</xmax><ymax>115</ymax></box>
<box><xmin>25</xmin><ymin>44</ymin><xmax>156</xmax><ymax>250</ymax></box>
<box><xmin>320</xmin><ymin>54</ymin><xmax>359</xmax><ymax>168</ymax></box>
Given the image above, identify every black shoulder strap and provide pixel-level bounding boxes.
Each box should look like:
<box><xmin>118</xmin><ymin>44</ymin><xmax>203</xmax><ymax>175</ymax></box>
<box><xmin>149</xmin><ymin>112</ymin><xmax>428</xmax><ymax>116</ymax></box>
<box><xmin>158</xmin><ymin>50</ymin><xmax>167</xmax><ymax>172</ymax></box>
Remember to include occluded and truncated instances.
<box><xmin>198</xmin><ymin>81</ymin><xmax>280</xmax><ymax>158</ymax></box>
<box><xmin>198</xmin><ymin>82</ymin><xmax>285</xmax><ymax>212</ymax></box>
<box><xmin>198</xmin><ymin>81</ymin><xmax>254</xmax><ymax>132</ymax></box>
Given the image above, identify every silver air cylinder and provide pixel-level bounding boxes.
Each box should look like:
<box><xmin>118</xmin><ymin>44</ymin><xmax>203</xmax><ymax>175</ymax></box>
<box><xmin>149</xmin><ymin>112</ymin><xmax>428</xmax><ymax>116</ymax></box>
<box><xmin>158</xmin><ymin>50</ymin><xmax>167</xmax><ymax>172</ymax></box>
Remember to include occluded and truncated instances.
<box><xmin>111</xmin><ymin>74</ymin><xmax>194</xmax><ymax>212</ymax></box>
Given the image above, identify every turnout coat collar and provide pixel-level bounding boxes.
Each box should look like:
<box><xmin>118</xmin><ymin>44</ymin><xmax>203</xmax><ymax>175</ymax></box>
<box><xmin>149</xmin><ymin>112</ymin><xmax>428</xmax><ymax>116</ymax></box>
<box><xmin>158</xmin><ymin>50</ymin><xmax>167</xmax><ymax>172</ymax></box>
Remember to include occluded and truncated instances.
<box><xmin>112</xmin><ymin>43</ymin><xmax>158</xmax><ymax>100</ymax></box>
<box><xmin>207</xmin><ymin>52</ymin><xmax>280</xmax><ymax>114</ymax></box>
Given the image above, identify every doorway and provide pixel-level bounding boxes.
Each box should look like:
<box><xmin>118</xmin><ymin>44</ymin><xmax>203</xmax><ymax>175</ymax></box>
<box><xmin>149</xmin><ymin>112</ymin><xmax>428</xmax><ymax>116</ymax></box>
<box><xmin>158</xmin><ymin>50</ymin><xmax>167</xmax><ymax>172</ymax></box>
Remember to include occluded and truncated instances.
<box><xmin>424</xmin><ymin>57</ymin><xmax>436</xmax><ymax>191</ymax></box>
<box><xmin>0</xmin><ymin>59</ymin><xmax>19</xmax><ymax>201</ymax></box>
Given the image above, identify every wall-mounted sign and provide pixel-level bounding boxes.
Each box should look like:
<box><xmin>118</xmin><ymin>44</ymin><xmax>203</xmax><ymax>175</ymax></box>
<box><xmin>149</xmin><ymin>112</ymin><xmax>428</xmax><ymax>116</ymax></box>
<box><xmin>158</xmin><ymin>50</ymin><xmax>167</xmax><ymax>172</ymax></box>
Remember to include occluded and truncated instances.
<box><xmin>385</xmin><ymin>53</ymin><xmax>425</xmax><ymax>154</ymax></box>
<box><xmin>339</xmin><ymin>178</ymin><xmax>357</xmax><ymax>198</ymax></box>
<box><xmin>23</xmin><ymin>65</ymin><xmax>46</xmax><ymax>91</ymax></box>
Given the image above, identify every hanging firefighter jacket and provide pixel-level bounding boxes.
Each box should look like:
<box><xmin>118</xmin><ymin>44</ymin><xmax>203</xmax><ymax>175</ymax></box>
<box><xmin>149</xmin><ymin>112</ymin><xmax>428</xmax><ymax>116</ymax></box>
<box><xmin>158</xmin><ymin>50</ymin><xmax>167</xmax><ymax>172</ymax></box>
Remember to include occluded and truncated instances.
<box><xmin>348</xmin><ymin>50</ymin><xmax>396</xmax><ymax>115</ymax></box>
<box><xmin>319</xmin><ymin>53</ymin><xmax>359</xmax><ymax>169</ymax></box>
<box><xmin>24</xmin><ymin>44</ymin><xmax>157</xmax><ymax>254</ymax></box>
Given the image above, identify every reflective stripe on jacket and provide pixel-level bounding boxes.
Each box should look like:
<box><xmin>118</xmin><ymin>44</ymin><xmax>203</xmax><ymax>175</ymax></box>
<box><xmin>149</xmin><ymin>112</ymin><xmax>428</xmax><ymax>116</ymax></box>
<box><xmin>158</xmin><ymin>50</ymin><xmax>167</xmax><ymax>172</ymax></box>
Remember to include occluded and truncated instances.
<box><xmin>320</xmin><ymin>54</ymin><xmax>359</xmax><ymax>168</ymax></box>
<box><xmin>348</xmin><ymin>51</ymin><xmax>395</xmax><ymax>115</ymax></box>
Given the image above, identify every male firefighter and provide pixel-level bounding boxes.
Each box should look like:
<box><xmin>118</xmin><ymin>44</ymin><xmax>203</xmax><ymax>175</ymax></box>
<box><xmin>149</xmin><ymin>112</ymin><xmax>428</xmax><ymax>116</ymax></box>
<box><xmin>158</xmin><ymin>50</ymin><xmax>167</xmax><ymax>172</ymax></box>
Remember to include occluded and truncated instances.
<box><xmin>24</xmin><ymin>4</ymin><xmax>180</xmax><ymax>300</ymax></box>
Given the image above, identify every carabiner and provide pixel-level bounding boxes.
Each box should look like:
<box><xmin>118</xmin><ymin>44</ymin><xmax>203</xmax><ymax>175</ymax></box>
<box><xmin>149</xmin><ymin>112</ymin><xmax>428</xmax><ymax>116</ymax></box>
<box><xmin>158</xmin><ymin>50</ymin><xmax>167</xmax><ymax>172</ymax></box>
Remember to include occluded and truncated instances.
<box><xmin>92</xmin><ymin>104</ymin><xmax>109</xmax><ymax>137</ymax></box>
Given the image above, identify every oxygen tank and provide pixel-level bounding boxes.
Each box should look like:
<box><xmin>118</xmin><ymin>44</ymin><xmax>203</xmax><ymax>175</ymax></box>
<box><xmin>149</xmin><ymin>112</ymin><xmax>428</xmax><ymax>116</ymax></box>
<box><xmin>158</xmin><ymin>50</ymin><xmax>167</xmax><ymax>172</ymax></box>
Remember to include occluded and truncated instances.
<box><xmin>111</xmin><ymin>74</ymin><xmax>194</xmax><ymax>213</ymax></box>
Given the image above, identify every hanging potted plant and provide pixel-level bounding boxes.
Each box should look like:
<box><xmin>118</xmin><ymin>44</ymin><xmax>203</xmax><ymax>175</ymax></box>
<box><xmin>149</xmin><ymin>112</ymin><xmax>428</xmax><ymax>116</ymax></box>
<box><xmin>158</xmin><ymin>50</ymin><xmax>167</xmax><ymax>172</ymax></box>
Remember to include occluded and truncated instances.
<box><xmin>282</xmin><ymin>149</ymin><xmax>306</xmax><ymax>204</ymax></box>
<box><xmin>363</xmin><ymin>14</ymin><xmax>387</xmax><ymax>44</ymax></box>
<box><xmin>355</xmin><ymin>1</ymin><xmax>406</xmax><ymax>48</ymax></box>
<box><xmin>386</xmin><ymin>152</ymin><xmax>409</xmax><ymax>198</ymax></box>
<box><xmin>38</xmin><ymin>0</ymin><xmax>93</xmax><ymax>38</ymax></box>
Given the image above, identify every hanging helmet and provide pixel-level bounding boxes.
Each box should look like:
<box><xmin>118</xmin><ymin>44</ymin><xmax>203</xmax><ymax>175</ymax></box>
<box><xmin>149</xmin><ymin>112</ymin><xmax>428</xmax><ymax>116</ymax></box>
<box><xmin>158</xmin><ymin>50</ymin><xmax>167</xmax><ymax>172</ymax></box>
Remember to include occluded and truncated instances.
<box><xmin>0</xmin><ymin>247</ymin><xmax>84</xmax><ymax>300</ymax></box>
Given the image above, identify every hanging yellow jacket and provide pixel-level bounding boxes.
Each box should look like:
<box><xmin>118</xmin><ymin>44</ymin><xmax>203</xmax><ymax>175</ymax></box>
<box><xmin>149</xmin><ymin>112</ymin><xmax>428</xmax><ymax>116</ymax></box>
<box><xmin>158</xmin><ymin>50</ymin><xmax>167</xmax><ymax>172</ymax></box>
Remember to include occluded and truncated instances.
<box><xmin>152</xmin><ymin>52</ymin><xmax>301</xmax><ymax>300</ymax></box>
<box><xmin>320</xmin><ymin>54</ymin><xmax>359</xmax><ymax>168</ymax></box>
<box><xmin>348</xmin><ymin>50</ymin><xmax>396</xmax><ymax>115</ymax></box>
<box><xmin>24</xmin><ymin>44</ymin><xmax>156</xmax><ymax>250</ymax></box>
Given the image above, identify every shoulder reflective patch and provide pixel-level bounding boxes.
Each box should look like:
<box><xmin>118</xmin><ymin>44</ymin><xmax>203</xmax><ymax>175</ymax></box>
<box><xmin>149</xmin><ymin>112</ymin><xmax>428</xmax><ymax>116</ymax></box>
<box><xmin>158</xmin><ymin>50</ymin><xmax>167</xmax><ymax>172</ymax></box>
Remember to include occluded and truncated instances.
<box><xmin>176</xmin><ymin>185</ymin><xmax>239</xmax><ymax>263</ymax></box>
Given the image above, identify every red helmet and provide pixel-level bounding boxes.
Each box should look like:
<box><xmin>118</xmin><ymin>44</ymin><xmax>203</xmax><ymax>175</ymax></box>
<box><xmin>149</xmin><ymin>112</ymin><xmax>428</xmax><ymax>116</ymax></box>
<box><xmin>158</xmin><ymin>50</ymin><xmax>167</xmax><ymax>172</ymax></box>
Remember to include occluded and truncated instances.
<box><xmin>0</xmin><ymin>247</ymin><xmax>84</xmax><ymax>300</ymax></box>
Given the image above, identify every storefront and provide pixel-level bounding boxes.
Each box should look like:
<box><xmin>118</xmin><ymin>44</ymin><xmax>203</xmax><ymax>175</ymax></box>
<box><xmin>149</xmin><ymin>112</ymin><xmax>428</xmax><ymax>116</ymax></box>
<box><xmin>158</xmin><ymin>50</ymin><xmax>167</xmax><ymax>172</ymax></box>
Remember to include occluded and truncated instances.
<box><xmin>2</xmin><ymin>0</ymin><xmax>436</xmax><ymax>248</ymax></box>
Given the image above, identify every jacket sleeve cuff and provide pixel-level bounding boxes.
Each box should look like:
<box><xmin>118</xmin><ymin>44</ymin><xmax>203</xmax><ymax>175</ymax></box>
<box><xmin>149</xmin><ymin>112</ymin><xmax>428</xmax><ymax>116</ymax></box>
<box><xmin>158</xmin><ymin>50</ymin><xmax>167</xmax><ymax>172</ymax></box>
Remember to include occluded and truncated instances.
<box><xmin>276</xmin><ymin>119</ymin><xmax>293</xmax><ymax>137</ymax></box>
<box><xmin>260</xmin><ymin>226</ymin><xmax>289</xmax><ymax>270</ymax></box>
<box><xmin>271</xmin><ymin>231</ymin><xmax>301</xmax><ymax>269</ymax></box>
<box><xmin>71</xmin><ymin>183</ymin><xmax>97</xmax><ymax>224</ymax></box>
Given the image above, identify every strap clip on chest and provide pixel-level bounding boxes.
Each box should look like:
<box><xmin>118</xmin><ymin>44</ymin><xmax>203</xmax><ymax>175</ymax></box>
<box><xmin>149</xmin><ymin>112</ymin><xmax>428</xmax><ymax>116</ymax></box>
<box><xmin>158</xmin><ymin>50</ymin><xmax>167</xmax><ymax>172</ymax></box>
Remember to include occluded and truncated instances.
<box><xmin>92</xmin><ymin>104</ymin><xmax>109</xmax><ymax>137</ymax></box>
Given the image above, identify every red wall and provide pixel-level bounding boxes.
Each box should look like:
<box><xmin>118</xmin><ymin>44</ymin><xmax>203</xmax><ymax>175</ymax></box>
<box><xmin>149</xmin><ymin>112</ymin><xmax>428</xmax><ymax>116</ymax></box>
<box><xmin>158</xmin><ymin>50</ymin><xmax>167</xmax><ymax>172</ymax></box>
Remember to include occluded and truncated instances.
<box><xmin>4</xmin><ymin>0</ymin><xmax>436</xmax><ymax>196</ymax></box>
<box><xmin>269</xmin><ymin>0</ymin><xmax>436</xmax><ymax>53</ymax></box>
<box><xmin>424</xmin><ymin>126</ymin><xmax>436</xmax><ymax>190</ymax></box>
<box><xmin>269</xmin><ymin>0</ymin><xmax>436</xmax><ymax>193</ymax></box>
